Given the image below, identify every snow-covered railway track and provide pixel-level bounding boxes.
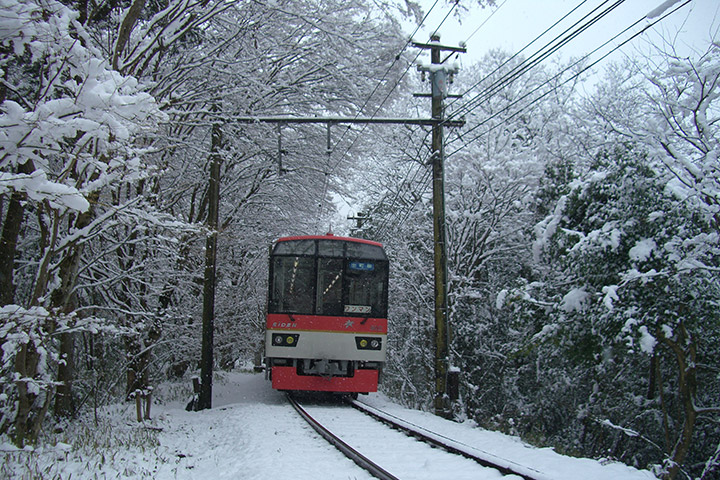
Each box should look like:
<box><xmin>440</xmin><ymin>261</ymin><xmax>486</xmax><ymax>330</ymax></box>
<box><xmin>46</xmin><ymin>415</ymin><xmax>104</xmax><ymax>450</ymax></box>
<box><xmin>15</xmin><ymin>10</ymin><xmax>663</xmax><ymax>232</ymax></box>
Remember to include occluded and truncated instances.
<box><xmin>288</xmin><ymin>394</ymin><xmax>533</xmax><ymax>480</ymax></box>
<box><xmin>288</xmin><ymin>394</ymin><xmax>398</xmax><ymax>480</ymax></box>
<box><xmin>351</xmin><ymin>400</ymin><xmax>548</xmax><ymax>480</ymax></box>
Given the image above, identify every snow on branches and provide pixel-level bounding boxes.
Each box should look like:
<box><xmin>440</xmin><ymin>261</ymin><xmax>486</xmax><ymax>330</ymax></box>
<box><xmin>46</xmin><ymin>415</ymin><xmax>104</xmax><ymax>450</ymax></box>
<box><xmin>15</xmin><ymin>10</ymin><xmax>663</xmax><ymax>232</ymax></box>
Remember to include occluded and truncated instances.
<box><xmin>0</xmin><ymin>0</ymin><xmax>164</xmax><ymax>211</ymax></box>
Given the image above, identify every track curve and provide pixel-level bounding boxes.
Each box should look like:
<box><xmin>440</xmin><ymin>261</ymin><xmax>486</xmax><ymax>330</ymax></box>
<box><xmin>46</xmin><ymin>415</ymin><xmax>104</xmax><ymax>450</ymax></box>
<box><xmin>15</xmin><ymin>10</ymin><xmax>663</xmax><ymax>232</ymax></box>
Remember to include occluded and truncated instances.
<box><xmin>289</xmin><ymin>394</ymin><xmax>531</xmax><ymax>480</ymax></box>
<box><xmin>351</xmin><ymin>400</ymin><xmax>550</xmax><ymax>480</ymax></box>
<box><xmin>287</xmin><ymin>394</ymin><xmax>399</xmax><ymax>480</ymax></box>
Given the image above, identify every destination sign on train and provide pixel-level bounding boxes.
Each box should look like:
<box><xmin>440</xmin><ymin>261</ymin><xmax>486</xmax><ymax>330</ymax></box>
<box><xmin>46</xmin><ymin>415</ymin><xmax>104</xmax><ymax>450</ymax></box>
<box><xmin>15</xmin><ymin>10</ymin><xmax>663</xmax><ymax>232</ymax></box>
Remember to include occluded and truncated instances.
<box><xmin>349</xmin><ymin>261</ymin><xmax>375</xmax><ymax>271</ymax></box>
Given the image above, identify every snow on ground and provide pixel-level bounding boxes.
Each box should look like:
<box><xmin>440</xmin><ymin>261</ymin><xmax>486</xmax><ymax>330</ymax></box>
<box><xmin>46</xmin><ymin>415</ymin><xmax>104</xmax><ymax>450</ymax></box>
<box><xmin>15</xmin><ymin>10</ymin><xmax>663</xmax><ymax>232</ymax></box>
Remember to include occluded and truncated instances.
<box><xmin>1</xmin><ymin>370</ymin><xmax>657</xmax><ymax>479</ymax></box>
<box><xmin>360</xmin><ymin>394</ymin><xmax>657</xmax><ymax>480</ymax></box>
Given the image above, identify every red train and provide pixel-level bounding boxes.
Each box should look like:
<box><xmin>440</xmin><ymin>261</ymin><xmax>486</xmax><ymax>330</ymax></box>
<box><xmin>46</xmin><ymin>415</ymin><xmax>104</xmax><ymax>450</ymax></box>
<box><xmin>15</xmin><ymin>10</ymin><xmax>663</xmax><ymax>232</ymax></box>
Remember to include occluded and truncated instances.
<box><xmin>264</xmin><ymin>234</ymin><xmax>389</xmax><ymax>395</ymax></box>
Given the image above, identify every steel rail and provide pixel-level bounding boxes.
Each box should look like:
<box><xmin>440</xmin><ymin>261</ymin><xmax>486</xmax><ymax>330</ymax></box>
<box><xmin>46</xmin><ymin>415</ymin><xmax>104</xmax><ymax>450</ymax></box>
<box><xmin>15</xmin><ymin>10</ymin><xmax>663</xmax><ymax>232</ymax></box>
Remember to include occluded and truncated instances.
<box><xmin>287</xmin><ymin>394</ymin><xmax>399</xmax><ymax>480</ymax></box>
<box><xmin>351</xmin><ymin>400</ymin><xmax>550</xmax><ymax>480</ymax></box>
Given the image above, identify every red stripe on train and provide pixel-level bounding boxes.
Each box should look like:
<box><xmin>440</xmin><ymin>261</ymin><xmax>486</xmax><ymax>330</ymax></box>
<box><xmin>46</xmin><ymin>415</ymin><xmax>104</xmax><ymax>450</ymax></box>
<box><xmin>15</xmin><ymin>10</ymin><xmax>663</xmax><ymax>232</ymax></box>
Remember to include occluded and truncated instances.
<box><xmin>266</xmin><ymin>313</ymin><xmax>387</xmax><ymax>334</ymax></box>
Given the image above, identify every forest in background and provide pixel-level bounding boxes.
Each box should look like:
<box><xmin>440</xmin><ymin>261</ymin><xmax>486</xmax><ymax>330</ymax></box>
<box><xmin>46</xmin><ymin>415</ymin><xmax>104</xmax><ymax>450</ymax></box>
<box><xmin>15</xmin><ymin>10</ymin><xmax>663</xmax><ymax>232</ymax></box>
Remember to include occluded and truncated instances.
<box><xmin>1</xmin><ymin>1</ymin><xmax>718</xmax><ymax>479</ymax></box>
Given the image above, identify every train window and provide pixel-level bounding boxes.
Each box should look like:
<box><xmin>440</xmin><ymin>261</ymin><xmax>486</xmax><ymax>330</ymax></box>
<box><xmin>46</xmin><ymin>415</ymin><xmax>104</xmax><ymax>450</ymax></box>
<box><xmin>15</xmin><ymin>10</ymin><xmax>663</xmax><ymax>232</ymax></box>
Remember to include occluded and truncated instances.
<box><xmin>318</xmin><ymin>240</ymin><xmax>344</xmax><ymax>257</ymax></box>
<box><xmin>269</xmin><ymin>238</ymin><xmax>388</xmax><ymax>317</ymax></box>
<box><xmin>316</xmin><ymin>258</ymin><xmax>344</xmax><ymax>315</ymax></box>
<box><xmin>274</xmin><ymin>240</ymin><xmax>315</xmax><ymax>256</ymax></box>
<box><xmin>345</xmin><ymin>261</ymin><xmax>388</xmax><ymax>317</ymax></box>
<box><xmin>346</xmin><ymin>242</ymin><xmax>386</xmax><ymax>260</ymax></box>
<box><xmin>270</xmin><ymin>256</ymin><xmax>314</xmax><ymax>313</ymax></box>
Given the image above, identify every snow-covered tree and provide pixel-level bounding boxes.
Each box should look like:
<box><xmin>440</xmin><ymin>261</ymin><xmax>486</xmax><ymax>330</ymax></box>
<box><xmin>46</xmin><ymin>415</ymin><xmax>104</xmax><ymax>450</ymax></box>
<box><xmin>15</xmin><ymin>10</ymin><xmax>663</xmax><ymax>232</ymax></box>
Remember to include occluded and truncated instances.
<box><xmin>506</xmin><ymin>42</ymin><xmax>720</xmax><ymax>479</ymax></box>
<box><xmin>0</xmin><ymin>0</ymin><xmax>164</xmax><ymax>445</ymax></box>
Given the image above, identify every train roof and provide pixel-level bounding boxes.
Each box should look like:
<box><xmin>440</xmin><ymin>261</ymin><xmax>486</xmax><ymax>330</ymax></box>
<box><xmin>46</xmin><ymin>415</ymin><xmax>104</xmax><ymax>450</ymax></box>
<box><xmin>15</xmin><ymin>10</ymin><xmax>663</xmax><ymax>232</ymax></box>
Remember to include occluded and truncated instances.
<box><xmin>273</xmin><ymin>234</ymin><xmax>386</xmax><ymax>260</ymax></box>
<box><xmin>275</xmin><ymin>234</ymin><xmax>383</xmax><ymax>247</ymax></box>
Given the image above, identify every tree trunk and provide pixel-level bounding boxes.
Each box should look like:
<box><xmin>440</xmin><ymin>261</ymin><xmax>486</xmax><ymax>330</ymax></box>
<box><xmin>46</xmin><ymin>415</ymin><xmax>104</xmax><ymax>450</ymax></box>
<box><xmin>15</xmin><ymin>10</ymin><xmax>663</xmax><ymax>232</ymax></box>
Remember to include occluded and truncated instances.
<box><xmin>54</xmin><ymin>332</ymin><xmax>75</xmax><ymax>417</ymax></box>
<box><xmin>0</xmin><ymin>160</ymin><xmax>35</xmax><ymax>305</ymax></box>
<box><xmin>51</xmin><ymin>190</ymin><xmax>98</xmax><ymax>417</ymax></box>
<box><xmin>13</xmin><ymin>341</ymin><xmax>41</xmax><ymax>447</ymax></box>
<box><xmin>199</xmin><ymin>120</ymin><xmax>222</xmax><ymax>410</ymax></box>
<box><xmin>112</xmin><ymin>0</ymin><xmax>147</xmax><ymax>70</ymax></box>
<box><xmin>0</xmin><ymin>191</ymin><xmax>24</xmax><ymax>305</ymax></box>
<box><xmin>660</xmin><ymin>323</ymin><xmax>697</xmax><ymax>480</ymax></box>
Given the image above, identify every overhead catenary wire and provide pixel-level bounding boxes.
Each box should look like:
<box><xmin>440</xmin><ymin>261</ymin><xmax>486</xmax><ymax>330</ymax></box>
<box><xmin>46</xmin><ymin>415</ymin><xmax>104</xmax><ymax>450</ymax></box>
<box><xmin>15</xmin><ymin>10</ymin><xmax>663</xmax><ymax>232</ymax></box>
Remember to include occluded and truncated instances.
<box><xmin>376</xmin><ymin>0</ymin><xmax>692</xmax><ymax>239</ymax></box>
<box><xmin>444</xmin><ymin>0</ymin><xmax>693</xmax><ymax>160</ymax></box>
<box><xmin>327</xmin><ymin>0</ymin><xmax>459</xmax><ymax>158</ymax></box>
<box><xmin>330</xmin><ymin>0</ymin><xmax>443</xmax><ymax>149</ymax></box>
<box><xmin>376</xmin><ymin>166</ymin><xmax>434</xmax><ymax>242</ymax></box>
<box><xmin>318</xmin><ymin>0</ymin><xmax>464</xmax><ymax>233</ymax></box>
<box><xmin>315</xmin><ymin>0</ymin><xmax>443</xmax><ymax>231</ymax></box>
<box><xmin>443</xmin><ymin>0</ymin><xmax>592</xmax><ymax>115</ymax></box>
<box><xmin>446</xmin><ymin>0</ymin><xmax>624</xmax><ymax>123</ymax></box>
<box><xmin>462</xmin><ymin>0</ymin><xmax>508</xmax><ymax>46</ymax></box>
<box><xmin>374</xmin><ymin>165</ymin><xmax>433</xmax><ymax>242</ymax></box>
<box><xmin>375</xmin><ymin>0</ymin><xmax>602</xmax><ymax>238</ymax></box>
<box><xmin>372</xmin><ymin>135</ymin><xmax>434</xmax><ymax>240</ymax></box>
<box><xmin>357</xmin><ymin>2</ymin><xmax>484</xmax><ymax>238</ymax></box>
<box><xmin>372</xmin><ymin>1</ymin><xmax>517</xmax><ymax>240</ymax></box>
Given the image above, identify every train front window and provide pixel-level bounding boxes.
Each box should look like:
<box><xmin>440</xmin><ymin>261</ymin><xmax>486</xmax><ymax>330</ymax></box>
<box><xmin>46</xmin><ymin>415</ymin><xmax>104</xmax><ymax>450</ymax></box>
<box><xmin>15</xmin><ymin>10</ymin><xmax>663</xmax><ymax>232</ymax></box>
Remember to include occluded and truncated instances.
<box><xmin>345</xmin><ymin>261</ymin><xmax>388</xmax><ymax>317</ymax></box>
<box><xmin>271</xmin><ymin>256</ymin><xmax>314</xmax><ymax>313</ymax></box>
<box><xmin>269</xmin><ymin>238</ymin><xmax>389</xmax><ymax>317</ymax></box>
<box><xmin>347</xmin><ymin>242</ymin><xmax>386</xmax><ymax>260</ymax></box>
<box><xmin>318</xmin><ymin>240</ymin><xmax>344</xmax><ymax>257</ymax></box>
<box><xmin>316</xmin><ymin>258</ymin><xmax>343</xmax><ymax>315</ymax></box>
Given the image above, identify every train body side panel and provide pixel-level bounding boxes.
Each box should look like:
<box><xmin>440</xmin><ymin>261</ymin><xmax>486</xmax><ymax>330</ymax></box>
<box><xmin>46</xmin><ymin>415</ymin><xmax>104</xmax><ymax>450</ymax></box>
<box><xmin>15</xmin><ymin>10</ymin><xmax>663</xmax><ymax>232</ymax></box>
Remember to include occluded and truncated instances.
<box><xmin>265</xmin><ymin>313</ymin><xmax>388</xmax><ymax>334</ymax></box>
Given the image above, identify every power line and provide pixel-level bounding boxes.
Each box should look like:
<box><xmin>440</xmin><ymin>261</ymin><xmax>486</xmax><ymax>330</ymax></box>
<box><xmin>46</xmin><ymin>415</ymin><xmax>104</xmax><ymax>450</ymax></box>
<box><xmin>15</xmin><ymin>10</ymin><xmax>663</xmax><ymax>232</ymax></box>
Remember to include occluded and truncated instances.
<box><xmin>376</xmin><ymin>166</ymin><xmax>433</xmax><ymax>242</ymax></box>
<box><xmin>375</xmin><ymin>1</ymin><xmax>595</xmax><ymax>238</ymax></box>
<box><xmin>351</xmin><ymin>0</ymin><xmax>692</xmax><ymax>243</ymax></box>
<box><xmin>364</xmin><ymin>4</ymin><xmax>466</xmax><ymax>241</ymax></box>
<box><xmin>429</xmin><ymin>0</ymin><xmax>461</xmax><ymax>37</ymax></box>
<box><xmin>319</xmin><ymin>1</ymin><xmax>464</xmax><ymax>233</ymax></box>
<box><xmin>447</xmin><ymin>0</ymin><xmax>624</xmax><ymax>123</ymax></box>
<box><xmin>315</xmin><ymin>0</ymin><xmax>443</xmax><ymax>230</ymax></box>
<box><xmin>334</xmin><ymin>0</ymin><xmax>442</xmax><ymax>145</ymax></box>
<box><xmin>463</xmin><ymin>0</ymin><xmax>508</xmax><ymax>45</ymax></box>
<box><xmin>375</xmin><ymin>1</ymin><xmax>628</xmax><ymax>237</ymax></box>
<box><xmin>446</xmin><ymin>0</ymin><xmax>688</xmax><ymax>150</ymax></box>
<box><xmin>376</xmin><ymin>0</ymin><xmax>692</xmax><ymax>250</ymax></box>
<box><xmin>373</xmin><ymin>134</ymin><xmax>433</xmax><ymax>239</ymax></box>
<box><xmin>443</xmin><ymin>0</ymin><xmax>592</xmax><ymax>114</ymax></box>
<box><xmin>328</xmin><ymin>0</ymin><xmax>458</xmax><ymax>159</ymax></box>
<box><xmin>444</xmin><ymin>0</ymin><xmax>692</xmax><ymax>160</ymax></box>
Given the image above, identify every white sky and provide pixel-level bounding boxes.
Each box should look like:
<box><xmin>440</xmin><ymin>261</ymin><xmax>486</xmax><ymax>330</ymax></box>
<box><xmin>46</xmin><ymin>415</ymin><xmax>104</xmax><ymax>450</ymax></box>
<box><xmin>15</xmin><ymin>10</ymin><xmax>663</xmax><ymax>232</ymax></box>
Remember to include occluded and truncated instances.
<box><xmin>407</xmin><ymin>0</ymin><xmax>720</xmax><ymax>66</ymax></box>
<box><xmin>338</xmin><ymin>1</ymin><xmax>720</xmax><ymax>221</ymax></box>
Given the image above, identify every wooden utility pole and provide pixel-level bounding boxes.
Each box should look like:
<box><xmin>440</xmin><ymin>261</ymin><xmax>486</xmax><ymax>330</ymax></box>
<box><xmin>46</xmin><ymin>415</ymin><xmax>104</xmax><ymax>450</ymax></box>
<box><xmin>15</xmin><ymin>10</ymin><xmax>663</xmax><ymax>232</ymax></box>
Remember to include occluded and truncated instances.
<box><xmin>199</xmin><ymin>119</ymin><xmax>222</xmax><ymax>410</ymax></box>
<box><xmin>414</xmin><ymin>35</ymin><xmax>465</xmax><ymax>418</ymax></box>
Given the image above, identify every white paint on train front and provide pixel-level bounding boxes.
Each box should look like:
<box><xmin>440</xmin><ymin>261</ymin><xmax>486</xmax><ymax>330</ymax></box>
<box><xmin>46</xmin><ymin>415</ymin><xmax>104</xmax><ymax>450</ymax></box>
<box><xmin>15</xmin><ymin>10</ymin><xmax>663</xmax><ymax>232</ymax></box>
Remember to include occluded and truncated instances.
<box><xmin>265</xmin><ymin>329</ymin><xmax>386</xmax><ymax>362</ymax></box>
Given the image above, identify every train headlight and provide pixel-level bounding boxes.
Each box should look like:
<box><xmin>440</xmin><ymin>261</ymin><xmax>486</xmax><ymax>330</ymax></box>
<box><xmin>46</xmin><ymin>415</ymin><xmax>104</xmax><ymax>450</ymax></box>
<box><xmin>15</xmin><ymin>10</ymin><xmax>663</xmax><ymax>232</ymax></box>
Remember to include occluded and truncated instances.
<box><xmin>355</xmin><ymin>336</ymin><xmax>382</xmax><ymax>350</ymax></box>
<box><xmin>272</xmin><ymin>333</ymin><xmax>299</xmax><ymax>347</ymax></box>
